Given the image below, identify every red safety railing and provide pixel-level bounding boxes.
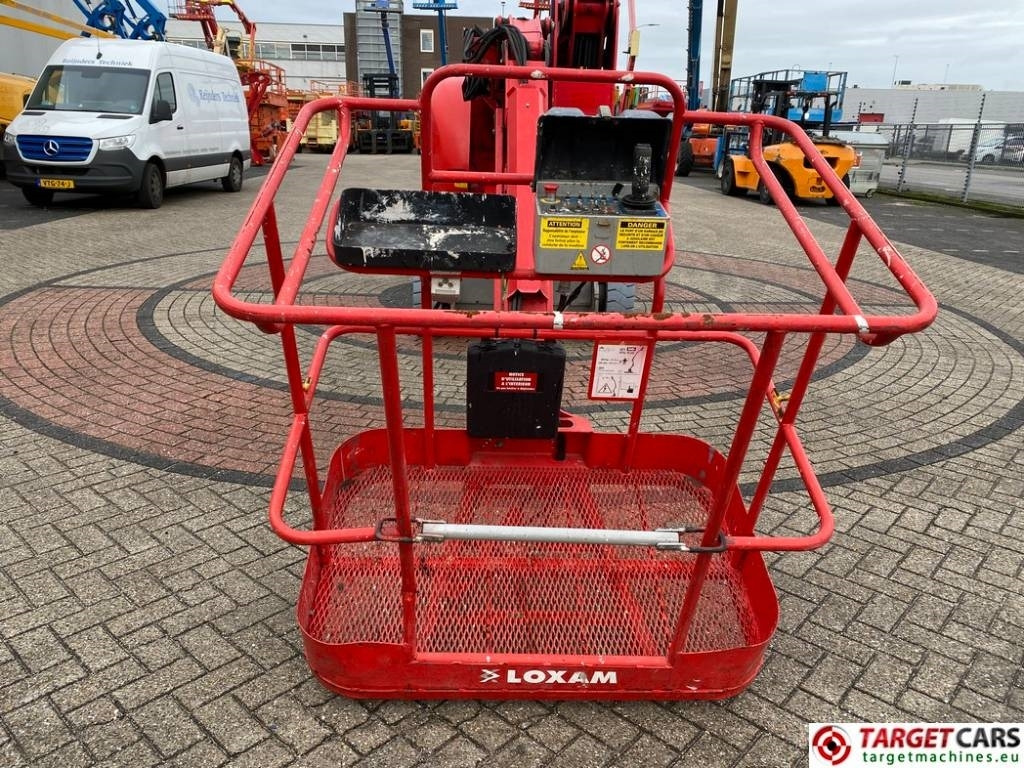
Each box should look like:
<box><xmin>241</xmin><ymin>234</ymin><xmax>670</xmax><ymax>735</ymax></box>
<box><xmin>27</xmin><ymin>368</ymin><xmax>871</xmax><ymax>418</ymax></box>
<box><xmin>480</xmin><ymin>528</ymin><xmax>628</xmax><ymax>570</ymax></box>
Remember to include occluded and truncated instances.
<box><xmin>212</xmin><ymin>63</ymin><xmax>936</xmax><ymax>700</ymax></box>
<box><xmin>216</xmin><ymin>66</ymin><xmax>935</xmax><ymax>338</ymax></box>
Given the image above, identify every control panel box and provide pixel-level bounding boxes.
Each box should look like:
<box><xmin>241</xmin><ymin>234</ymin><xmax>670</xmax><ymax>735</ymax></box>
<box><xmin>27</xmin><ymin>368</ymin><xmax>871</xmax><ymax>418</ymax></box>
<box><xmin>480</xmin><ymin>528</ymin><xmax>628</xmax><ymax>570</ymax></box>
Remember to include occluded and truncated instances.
<box><xmin>532</xmin><ymin>111</ymin><xmax>673</xmax><ymax>278</ymax></box>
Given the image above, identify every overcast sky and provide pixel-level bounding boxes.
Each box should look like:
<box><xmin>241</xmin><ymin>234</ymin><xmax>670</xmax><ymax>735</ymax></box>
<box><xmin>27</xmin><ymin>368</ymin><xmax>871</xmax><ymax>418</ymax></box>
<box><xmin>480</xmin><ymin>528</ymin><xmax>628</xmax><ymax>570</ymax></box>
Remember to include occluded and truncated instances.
<box><xmin>234</xmin><ymin>0</ymin><xmax>1024</xmax><ymax>92</ymax></box>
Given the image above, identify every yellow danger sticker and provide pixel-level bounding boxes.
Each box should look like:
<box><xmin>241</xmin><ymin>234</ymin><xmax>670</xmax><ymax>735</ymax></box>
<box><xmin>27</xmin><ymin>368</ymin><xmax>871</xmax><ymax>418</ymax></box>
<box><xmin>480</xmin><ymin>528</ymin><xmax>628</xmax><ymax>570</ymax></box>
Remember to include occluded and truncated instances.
<box><xmin>571</xmin><ymin>252</ymin><xmax>588</xmax><ymax>270</ymax></box>
<box><xmin>540</xmin><ymin>217</ymin><xmax>589</xmax><ymax>249</ymax></box>
<box><xmin>615</xmin><ymin>219</ymin><xmax>667</xmax><ymax>251</ymax></box>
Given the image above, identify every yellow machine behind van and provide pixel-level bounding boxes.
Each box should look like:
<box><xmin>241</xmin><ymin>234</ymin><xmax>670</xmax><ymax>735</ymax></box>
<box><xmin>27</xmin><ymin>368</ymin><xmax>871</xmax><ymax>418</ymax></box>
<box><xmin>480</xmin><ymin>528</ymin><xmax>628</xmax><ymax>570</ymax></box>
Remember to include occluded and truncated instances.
<box><xmin>0</xmin><ymin>72</ymin><xmax>34</xmax><ymax>174</ymax></box>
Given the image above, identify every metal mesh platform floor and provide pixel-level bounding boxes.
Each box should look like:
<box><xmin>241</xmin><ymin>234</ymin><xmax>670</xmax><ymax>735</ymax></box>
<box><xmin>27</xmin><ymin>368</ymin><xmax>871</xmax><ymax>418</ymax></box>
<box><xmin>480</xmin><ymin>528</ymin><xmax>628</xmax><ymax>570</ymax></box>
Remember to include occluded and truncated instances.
<box><xmin>300</xmin><ymin>464</ymin><xmax>762</xmax><ymax>658</ymax></box>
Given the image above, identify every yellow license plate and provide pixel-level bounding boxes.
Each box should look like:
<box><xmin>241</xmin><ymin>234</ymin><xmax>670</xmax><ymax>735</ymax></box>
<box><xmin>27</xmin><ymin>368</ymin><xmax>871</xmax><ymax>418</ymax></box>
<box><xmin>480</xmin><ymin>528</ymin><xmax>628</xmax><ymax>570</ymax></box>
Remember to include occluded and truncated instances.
<box><xmin>39</xmin><ymin>178</ymin><xmax>74</xmax><ymax>190</ymax></box>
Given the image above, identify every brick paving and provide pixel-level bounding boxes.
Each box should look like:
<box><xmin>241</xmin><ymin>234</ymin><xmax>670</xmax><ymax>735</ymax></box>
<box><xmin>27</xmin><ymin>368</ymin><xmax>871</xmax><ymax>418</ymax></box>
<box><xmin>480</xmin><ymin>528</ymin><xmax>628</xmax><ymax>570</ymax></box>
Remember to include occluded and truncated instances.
<box><xmin>0</xmin><ymin>153</ymin><xmax>1021</xmax><ymax>767</ymax></box>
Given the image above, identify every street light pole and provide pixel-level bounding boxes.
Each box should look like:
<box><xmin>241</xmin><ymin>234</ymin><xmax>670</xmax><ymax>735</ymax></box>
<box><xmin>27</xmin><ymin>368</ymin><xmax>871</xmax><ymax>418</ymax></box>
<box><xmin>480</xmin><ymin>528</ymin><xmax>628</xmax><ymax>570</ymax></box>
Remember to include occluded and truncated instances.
<box><xmin>891</xmin><ymin>54</ymin><xmax>899</xmax><ymax>86</ymax></box>
<box><xmin>625</xmin><ymin>22</ymin><xmax>659</xmax><ymax>64</ymax></box>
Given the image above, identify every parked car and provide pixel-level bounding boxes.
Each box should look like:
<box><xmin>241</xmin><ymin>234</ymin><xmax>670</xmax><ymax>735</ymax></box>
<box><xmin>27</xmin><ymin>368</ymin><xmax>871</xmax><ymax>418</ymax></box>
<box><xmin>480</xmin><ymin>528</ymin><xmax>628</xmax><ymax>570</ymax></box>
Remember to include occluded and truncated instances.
<box><xmin>974</xmin><ymin>136</ymin><xmax>1024</xmax><ymax>165</ymax></box>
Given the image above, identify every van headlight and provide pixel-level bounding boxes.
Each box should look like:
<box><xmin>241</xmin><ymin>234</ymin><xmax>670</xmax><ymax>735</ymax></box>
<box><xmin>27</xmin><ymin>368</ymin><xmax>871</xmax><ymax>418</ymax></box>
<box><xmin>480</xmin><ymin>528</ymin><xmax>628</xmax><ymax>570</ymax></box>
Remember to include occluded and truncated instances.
<box><xmin>2</xmin><ymin>131</ymin><xmax>15</xmax><ymax>146</ymax></box>
<box><xmin>98</xmin><ymin>134</ymin><xmax>136</xmax><ymax>151</ymax></box>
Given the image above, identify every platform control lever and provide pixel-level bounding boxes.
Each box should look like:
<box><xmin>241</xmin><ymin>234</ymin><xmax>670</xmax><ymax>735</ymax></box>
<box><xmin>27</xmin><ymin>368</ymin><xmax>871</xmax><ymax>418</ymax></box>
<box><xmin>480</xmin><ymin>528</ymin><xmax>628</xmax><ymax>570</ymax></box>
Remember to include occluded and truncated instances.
<box><xmin>621</xmin><ymin>143</ymin><xmax>657</xmax><ymax>209</ymax></box>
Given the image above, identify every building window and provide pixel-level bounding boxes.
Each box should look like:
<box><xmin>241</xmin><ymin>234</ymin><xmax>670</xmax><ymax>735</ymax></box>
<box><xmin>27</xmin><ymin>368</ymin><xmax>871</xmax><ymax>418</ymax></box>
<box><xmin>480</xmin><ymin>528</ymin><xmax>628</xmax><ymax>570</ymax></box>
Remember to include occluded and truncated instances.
<box><xmin>166</xmin><ymin>38</ymin><xmax>344</xmax><ymax>61</ymax></box>
<box><xmin>420</xmin><ymin>68</ymin><xmax>434</xmax><ymax>86</ymax></box>
<box><xmin>257</xmin><ymin>41</ymin><xmax>291</xmax><ymax>59</ymax></box>
<box><xmin>166</xmin><ymin>38</ymin><xmax>207</xmax><ymax>50</ymax></box>
<box><xmin>286</xmin><ymin>42</ymin><xmax>344</xmax><ymax>61</ymax></box>
<box><xmin>291</xmin><ymin>43</ymin><xmax>319</xmax><ymax>60</ymax></box>
<box><xmin>420</xmin><ymin>29</ymin><xmax>434</xmax><ymax>53</ymax></box>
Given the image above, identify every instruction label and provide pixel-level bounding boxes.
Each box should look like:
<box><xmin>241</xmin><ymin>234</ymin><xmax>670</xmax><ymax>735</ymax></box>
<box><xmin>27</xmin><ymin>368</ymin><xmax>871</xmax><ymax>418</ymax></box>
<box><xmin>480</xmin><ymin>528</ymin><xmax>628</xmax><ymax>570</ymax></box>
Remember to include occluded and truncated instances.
<box><xmin>540</xmin><ymin>217</ymin><xmax>590</xmax><ymax>249</ymax></box>
<box><xmin>615</xmin><ymin>219</ymin><xmax>667</xmax><ymax>251</ymax></box>
<box><xmin>493</xmin><ymin>371</ymin><xmax>538</xmax><ymax>392</ymax></box>
<box><xmin>589</xmin><ymin>343</ymin><xmax>648</xmax><ymax>400</ymax></box>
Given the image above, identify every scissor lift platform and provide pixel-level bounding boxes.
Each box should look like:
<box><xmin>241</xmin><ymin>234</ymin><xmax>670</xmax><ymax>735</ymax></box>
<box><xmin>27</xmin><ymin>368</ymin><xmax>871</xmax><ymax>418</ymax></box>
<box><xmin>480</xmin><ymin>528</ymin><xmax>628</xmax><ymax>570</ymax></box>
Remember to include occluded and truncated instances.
<box><xmin>213</xmin><ymin>63</ymin><xmax>936</xmax><ymax>700</ymax></box>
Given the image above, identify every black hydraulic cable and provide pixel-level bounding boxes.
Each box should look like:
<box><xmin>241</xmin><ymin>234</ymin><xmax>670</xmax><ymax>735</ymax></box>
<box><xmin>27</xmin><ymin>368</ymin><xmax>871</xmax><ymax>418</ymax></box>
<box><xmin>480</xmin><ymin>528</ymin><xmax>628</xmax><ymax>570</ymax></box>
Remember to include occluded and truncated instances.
<box><xmin>558</xmin><ymin>282</ymin><xmax>587</xmax><ymax>312</ymax></box>
<box><xmin>462</xmin><ymin>24</ymin><xmax>531</xmax><ymax>100</ymax></box>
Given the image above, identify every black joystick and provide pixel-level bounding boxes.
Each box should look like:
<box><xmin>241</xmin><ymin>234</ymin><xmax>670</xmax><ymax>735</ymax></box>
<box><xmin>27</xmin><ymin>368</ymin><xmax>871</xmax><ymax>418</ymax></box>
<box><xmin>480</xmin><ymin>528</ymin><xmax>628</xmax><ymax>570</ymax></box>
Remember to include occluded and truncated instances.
<box><xmin>620</xmin><ymin>143</ymin><xmax>658</xmax><ymax>209</ymax></box>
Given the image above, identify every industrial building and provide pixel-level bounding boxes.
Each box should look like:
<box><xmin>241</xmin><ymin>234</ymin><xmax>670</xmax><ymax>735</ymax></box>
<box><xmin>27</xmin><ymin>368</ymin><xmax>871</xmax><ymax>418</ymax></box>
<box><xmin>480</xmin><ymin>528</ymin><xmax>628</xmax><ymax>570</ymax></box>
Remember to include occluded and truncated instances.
<box><xmin>0</xmin><ymin>0</ymin><xmax>348</xmax><ymax>88</ymax></box>
<box><xmin>343</xmin><ymin>4</ymin><xmax>491</xmax><ymax>98</ymax></box>
<box><xmin>846</xmin><ymin>84</ymin><xmax>1024</xmax><ymax>125</ymax></box>
<box><xmin>0</xmin><ymin>0</ymin><xmax>76</xmax><ymax>79</ymax></box>
<box><xmin>163</xmin><ymin>19</ymin><xmax>347</xmax><ymax>91</ymax></box>
<box><xmin>0</xmin><ymin>1</ymin><xmax>489</xmax><ymax>98</ymax></box>
<box><xmin>1</xmin><ymin>3</ymin><xmax>1021</xmax><ymax>114</ymax></box>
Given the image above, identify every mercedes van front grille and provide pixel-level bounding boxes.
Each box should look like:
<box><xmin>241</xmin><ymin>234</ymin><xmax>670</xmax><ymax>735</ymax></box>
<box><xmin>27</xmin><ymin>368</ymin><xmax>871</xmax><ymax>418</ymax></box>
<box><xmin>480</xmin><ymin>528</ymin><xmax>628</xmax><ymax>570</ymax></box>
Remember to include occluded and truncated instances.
<box><xmin>17</xmin><ymin>135</ymin><xmax>93</xmax><ymax>163</ymax></box>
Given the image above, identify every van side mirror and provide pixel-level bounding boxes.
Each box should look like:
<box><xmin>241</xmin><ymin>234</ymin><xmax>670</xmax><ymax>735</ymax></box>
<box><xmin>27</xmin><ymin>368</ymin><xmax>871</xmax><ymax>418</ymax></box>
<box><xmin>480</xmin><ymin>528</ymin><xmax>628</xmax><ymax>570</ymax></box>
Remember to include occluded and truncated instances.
<box><xmin>151</xmin><ymin>99</ymin><xmax>173</xmax><ymax>123</ymax></box>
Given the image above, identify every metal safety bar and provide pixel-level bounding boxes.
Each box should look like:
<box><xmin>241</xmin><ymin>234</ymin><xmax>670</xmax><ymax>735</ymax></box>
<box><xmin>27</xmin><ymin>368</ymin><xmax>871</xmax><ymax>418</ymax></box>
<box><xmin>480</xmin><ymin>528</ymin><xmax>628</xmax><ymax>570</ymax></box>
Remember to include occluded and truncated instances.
<box><xmin>264</xmin><ymin>327</ymin><xmax>835</xmax><ymax>553</ymax></box>
<box><xmin>213</xmin><ymin>64</ymin><xmax>937</xmax><ymax>341</ymax></box>
<box><xmin>373</xmin><ymin>520</ymin><xmax>728</xmax><ymax>553</ymax></box>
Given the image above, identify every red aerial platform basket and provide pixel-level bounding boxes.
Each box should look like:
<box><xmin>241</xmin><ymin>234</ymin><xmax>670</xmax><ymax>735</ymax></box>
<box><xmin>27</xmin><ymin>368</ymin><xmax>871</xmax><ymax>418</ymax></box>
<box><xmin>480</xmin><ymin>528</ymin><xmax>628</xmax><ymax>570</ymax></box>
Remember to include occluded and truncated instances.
<box><xmin>213</xmin><ymin>64</ymin><xmax>936</xmax><ymax>700</ymax></box>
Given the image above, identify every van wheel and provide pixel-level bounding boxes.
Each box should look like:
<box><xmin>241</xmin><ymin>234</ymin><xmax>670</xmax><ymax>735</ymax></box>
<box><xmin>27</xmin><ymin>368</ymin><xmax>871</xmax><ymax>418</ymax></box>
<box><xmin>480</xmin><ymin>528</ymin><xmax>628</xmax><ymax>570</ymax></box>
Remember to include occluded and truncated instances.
<box><xmin>22</xmin><ymin>186</ymin><xmax>54</xmax><ymax>207</ymax></box>
<box><xmin>136</xmin><ymin>162</ymin><xmax>164</xmax><ymax>209</ymax></box>
<box><xmin>222</xmin><ymin>156</ymin><xmax>243</xmax><ymax>192</ymax></box>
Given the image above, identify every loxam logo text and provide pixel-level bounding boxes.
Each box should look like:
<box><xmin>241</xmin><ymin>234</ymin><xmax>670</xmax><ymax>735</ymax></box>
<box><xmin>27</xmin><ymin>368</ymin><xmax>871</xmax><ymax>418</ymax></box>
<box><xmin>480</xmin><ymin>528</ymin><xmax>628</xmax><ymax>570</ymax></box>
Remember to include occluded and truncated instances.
<box><xmin>480</xmin><ymin>669</ymin><xmax>617</xmax><ymax>685</ymax></box>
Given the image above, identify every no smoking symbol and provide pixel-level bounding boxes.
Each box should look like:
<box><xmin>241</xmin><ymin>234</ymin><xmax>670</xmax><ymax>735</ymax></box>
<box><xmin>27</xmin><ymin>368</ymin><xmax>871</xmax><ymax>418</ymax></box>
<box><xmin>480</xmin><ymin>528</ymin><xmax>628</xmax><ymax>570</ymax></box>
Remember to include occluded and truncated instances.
<box><xmin>590</xmin><ymin>244</ymin><xmax>611</xmax><ymax>264</ymax></box>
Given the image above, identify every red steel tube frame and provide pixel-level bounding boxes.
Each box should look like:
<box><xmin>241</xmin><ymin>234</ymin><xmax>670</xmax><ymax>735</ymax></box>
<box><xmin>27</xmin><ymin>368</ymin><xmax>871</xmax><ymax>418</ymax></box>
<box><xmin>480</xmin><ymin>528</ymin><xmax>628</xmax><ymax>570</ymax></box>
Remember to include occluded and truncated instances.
<box><xmin>215</xmin><ymin>62</ymin><xmax>936</xmax><ymax>558</ymax></box>
<box><xmin>417</xmin><ymin>64</ymin><xmax>685</xmax><ymax>199</ymax></box>
<box><xmin>265</xmin><ymin>326</ymin><xmax>834</xmax><ymax>553</ymax></box>
<box><xmin>213</xmin><ymin>64</ymin><xmax>937</xmax><ymax>341</ymax></box>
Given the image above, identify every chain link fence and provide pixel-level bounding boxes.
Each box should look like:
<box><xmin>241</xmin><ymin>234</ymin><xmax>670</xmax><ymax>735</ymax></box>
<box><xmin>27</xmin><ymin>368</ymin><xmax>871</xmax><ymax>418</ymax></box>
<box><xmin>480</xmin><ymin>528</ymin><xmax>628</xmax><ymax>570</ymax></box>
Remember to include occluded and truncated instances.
<box><xmin>869</xmin><ymin>121</ymin><xmax>1024</xmax><ymax>209</ymax></box>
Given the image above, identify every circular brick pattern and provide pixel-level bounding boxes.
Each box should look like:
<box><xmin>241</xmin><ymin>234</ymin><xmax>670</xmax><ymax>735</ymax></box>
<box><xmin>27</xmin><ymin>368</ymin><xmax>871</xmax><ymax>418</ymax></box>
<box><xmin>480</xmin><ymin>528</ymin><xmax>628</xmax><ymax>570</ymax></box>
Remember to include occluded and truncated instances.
<box><xmin>0</xmin><ymin>249</ymin><xmax>1019</xmax><ymax>490</ymax></box>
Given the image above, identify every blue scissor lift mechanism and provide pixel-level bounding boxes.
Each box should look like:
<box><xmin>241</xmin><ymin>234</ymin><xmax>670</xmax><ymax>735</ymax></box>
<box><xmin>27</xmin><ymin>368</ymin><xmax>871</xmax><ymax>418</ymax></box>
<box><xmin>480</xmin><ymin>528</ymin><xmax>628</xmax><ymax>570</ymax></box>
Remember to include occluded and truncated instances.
<box><xmin>357</xmin><ymin>0</ymin><xmax>415</xmax><ymax>153</ymax></box>
<box><xmin>412</xmin><ymin>0</ymin><xmax>457</xmax><ymax>66</ymax></box>
<box><xmin>677</xmin><ymin>0</ymin><xmax>738</xmax><ymax>176</ymax></box>
<box><xmin>685</xmin><ymin>0</ymin><xmax>701</xmax><ymax>111</ymax></box>
<box><xmin>72</xmin><ymin>0</ymin><xmax>167</xmax><ymax>39</ymax></box>
<box><xmin>672</xmin><ymin>0</ymin><xmax>701</xmax><ymax>173</ymax></box>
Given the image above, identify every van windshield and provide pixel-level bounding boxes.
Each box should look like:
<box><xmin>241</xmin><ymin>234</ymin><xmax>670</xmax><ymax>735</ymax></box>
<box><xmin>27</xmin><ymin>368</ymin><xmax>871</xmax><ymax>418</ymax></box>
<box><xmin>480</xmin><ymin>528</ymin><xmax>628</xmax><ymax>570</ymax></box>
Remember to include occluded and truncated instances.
<box><xmin>27</xmin><ymin>65</ymin><xmax>150</xmax><ymax>115</ymax></box>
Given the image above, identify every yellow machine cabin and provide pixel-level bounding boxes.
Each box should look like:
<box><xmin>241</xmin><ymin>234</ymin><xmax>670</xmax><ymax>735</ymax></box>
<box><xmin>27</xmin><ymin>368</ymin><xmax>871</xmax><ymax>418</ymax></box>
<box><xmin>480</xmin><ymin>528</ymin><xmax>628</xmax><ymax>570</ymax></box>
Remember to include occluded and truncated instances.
<box><xmin>723</xmin><ymin>135</ymin><xmax>857</xmax><ymax>205</ymax></box>
<box><xmin>720</xmin><ymin>69</ymin><xmax>856</xmax><ymax>205</ymax></box>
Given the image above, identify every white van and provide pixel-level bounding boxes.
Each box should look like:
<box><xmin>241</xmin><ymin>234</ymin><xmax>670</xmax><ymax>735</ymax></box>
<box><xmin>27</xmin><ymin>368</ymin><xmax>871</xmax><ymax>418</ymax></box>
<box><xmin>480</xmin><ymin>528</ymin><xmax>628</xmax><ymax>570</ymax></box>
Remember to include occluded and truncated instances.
<box><xmin>2</xmin><ymin>38</ymin><xmax>251</xmax><ymax>209</ymax></box>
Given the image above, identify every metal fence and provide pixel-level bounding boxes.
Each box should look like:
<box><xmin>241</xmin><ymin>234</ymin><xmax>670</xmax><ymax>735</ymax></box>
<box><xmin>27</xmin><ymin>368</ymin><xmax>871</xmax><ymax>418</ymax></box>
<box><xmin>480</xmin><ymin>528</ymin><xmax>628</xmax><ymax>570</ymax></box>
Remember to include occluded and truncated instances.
<box><xmin>868</xmin><ymin>121</ymin><xmax>1024</xmax><ymax>209</ymax></box>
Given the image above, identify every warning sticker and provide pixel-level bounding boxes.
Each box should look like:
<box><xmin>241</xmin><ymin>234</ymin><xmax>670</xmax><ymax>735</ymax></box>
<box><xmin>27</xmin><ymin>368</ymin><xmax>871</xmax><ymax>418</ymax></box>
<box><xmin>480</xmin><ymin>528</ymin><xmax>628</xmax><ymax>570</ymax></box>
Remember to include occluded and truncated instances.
<box><xmin>493</xmin><ymin>371</ymin><xmax>538</xmax><ymax>392</ymax></box>
<box><xmin>615</xmin><ymin>219</ymin><xmax>667</xmax><ymax>251</ymax></box>
<box><xmin>589</xmin><ymin>343</ymin><xmax>648</xmax><ymax>400</ymax></box>
<box><xmin>570</xmin><ymin>252</ymin><xmax>588</xmax><ymax>270</ymax></box>
<box><xmin>540</xmin><ymin>217</ymin><xmax>590</xmax><ymax>249</ymax></box>
<box><xmin>590</xmin><ymin>244</ymin><xmax>612</xmax><ymax>264</ymax></box>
